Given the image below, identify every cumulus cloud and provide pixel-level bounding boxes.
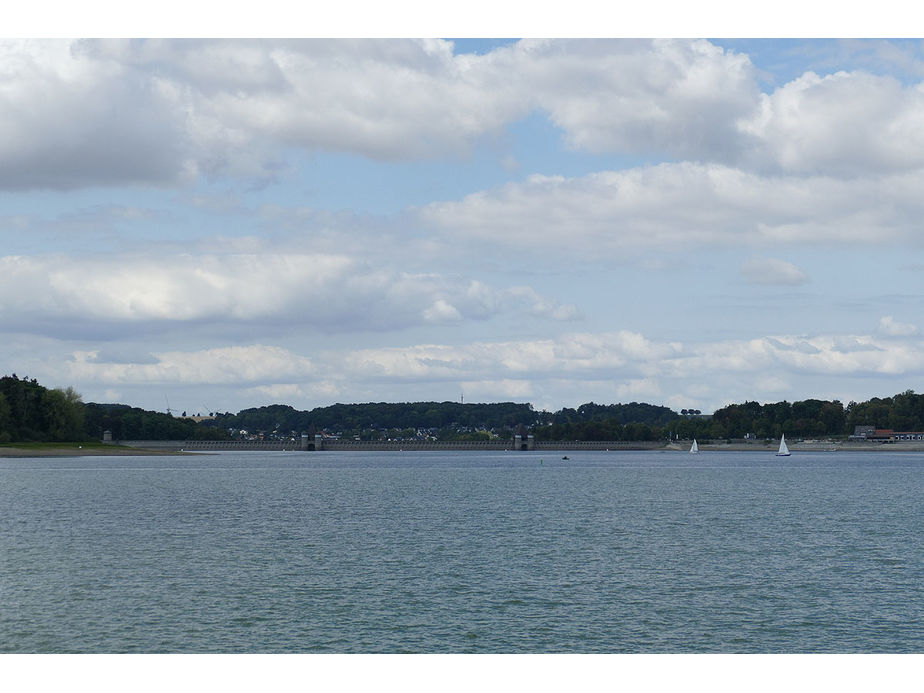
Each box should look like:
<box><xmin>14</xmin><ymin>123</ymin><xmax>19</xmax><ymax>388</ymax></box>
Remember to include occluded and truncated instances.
<box><xmin>0</xmin><ymin>252</ymin><xmax>576</xmax><ymax>337</ymax></box>
<box><xmin>0</xmin><ymin>40</ymin><xmax>193</xmax><ymax>189</ymax></box>
<box><xmin>54</xmin><ymin>331</ymin><xmax>680</xmax><ymax>392</ymax></box>
<box><xmin>66</xmin><ymin>344</ymin><xmax>316</xmax><ymax>385</ymax></box>
<box><xmin>740</xmin><ymin>257</ymin><xmax>809</xmax><ymax>285</ymax></box>
<box><xmin>461</xmin><ymin>379</ymin><xmax>534</xmax><ymax>399</ymax></box>
<box><xmin>3</xmin><ymin>38</ymin><xmax>757</xmax><ymax>184</ymax></box>
<box><xmin>419</xmin><ymin>163</ymin><xmax>924</xmax><ymax>251</ymax></box>
<box><xmin>612</xmin><ymin>378</ymin><xmax>662</xmax><ymax>400</ymax></box>
<box><xmin>507</xmin><ymin>286</ymin><xmax>581</xmax><ymax>320</ymax></box>
<box><xmin>665</xmin><ymin>334</ymin><xmax>924</xmax><ymax>378</ymax></box>
<box><xmin>339</xmin><ymin>331</ymin><xmax>682</xmax><ymax>382</ymax></box>
<box><xmin>0</xmin><ymin>38</ymin><xmax>527</xmax><ymax>188</ymax></box>
<box><xmin>501</xmin><ymin>38</ymin><xmax>759</xmax><ymax>160</ymax></box>
<box><xmin>244</xmin><ymin>383</ymin><xmax>308</xmax><ymax>400</ymax></box>
<box><xmin>422</xmin><ymin>299</ymin><xmax>463</xmax><ymax>323</ymax></box>
<box><xmin>739</xmin><ymin>70</ymin><xmax>924</xmax><ymax>175</ymax></box>
<box><xmin>6</xmin><ymin>39</ymin><xmax>924</xmax><ymax>189</ymax></box>
<box><xmin>879</xmin><ymin>315</ymin><xmax>919</xmax><ymax>336</ymax></box>
<box><xmin>754</xmin><ymin>374</ymin><xmax>793</xmax><ymax>393</ymax></box>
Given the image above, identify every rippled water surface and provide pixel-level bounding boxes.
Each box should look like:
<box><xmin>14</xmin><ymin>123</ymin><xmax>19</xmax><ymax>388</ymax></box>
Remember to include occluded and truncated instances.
<box><xmin>1</xmin><ymin>450</ymin><xmax>922</xmax><ymax>652</ymax></box>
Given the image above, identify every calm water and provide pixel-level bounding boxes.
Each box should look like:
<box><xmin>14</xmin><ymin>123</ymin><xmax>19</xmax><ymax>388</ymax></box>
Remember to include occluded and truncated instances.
<box><xmin>1</xmin><ymin>450</ymin><xmax>922</xmax><ymax>653</ymax></box>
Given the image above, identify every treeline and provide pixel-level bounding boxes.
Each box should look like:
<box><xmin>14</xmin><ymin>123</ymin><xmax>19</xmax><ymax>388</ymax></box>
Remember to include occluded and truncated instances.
<box><xmin>0</xmin><ymin>375</ymin><xmax>85</xmax><ymax>442</ymax></box>
<box><xmin>534</xmin><ymin>421</ymin><xmax>663</xmax><ymax>442</ymax></box>
<box><xmin>215</xmin><ymin>401</ymin><xmax>542</xmax><ymax>438</ymax></box>
<box><xmin>532</xmin><ymin>402</ymin><xmax>678</xmax><ymax>442</ymax></box>
<box><xmin>667</xmin><ymin>390</ymin><xmax>924</xmax><ymax>440</ymax></box>
<box><xmin>548</xmin><ymin>402</ymin><xmax>677</xmax><ymax>426</ymax></box>
<box><xmin>846</xmin><ymin>391</ymin><xmax>924</xmax><ymax>431</ymax></box>
<box><xmin>83</xmin><ymin>403</ymin><xmax>229</xmax><ymax>441</ymax></box>
<box><xmin>215</xmin><ymin>400</ymin><xmax>685</xmax><ymax>440</ymax></box>
<box><xmin>206</xmin><ymin>390</ymin><xmax>924</xmax><ymax>441</ymax></box>
<box><xmin>675</xmin><ymin>399</ymin><xmax>847</xmax><ymax>440</ymax></box>
<box><xmin>0</xmin><ymin>375</ymin><xmax>228</xmax><ymax>443</ymax></box>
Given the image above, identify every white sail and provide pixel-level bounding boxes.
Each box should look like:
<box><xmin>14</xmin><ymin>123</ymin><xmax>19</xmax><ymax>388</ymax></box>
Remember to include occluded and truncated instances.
<box><xmin>690</xmin><ymin>439</ymin><xmax>699</xmax><ymax>453</ymax></box>
<box><xmin>776</xmin><ymin>434</ymin><xmax>791</xmax><ymax>456</ymax></box>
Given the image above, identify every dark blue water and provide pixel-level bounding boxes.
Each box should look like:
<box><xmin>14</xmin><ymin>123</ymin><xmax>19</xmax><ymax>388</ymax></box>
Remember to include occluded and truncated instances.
<box><xmin>1</xmin><ymin>450</ymin><xmax>922</xmax><ymax>652</ymax></box>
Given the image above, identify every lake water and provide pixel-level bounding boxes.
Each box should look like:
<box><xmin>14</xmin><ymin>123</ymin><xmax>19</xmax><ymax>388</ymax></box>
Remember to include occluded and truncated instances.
<box><xmin>1</xmin><ymin>450</ymin><xmax>922</xmax><ymax>653</ymax></box>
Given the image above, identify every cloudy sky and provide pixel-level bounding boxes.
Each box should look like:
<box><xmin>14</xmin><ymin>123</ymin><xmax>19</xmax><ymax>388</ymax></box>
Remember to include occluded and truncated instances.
<box><xmin>4</xmin><ymin>31</ymin><xmax>924</xmax><ymax>415</ymax></box>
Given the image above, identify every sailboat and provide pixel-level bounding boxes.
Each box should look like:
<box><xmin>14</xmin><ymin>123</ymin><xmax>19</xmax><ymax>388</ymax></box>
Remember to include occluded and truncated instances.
<box><xmin>776</xmin><ymin>434</ymin><xmax>791</xmax><ymax>456</ymax></box>
<box><xmin>690</xmin><ymin>439</ymin><xmax>699</xmax><ymax>454</ymax></box>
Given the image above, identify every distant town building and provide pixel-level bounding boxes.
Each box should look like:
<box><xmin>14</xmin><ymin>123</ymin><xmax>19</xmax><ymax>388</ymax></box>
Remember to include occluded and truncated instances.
<box><xmin>852</xmin><ymin>427</ymin><xmax>924</xmax><ymax>441</ymax></box>
<box><xmin>850</xmin><ymin>425</ymin><xmax>877</xmax><ymax>440</ymax></box>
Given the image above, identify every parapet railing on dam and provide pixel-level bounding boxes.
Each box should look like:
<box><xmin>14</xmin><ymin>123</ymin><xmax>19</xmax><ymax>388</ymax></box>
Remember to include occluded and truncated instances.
<box><xmin>119</xmin><ymin>438</ymin><xmax>664</xmax><ymax>452</ymax></box>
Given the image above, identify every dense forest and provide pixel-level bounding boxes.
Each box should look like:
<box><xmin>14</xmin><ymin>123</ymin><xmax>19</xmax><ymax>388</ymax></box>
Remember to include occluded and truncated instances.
<box><xmin>0</xmin><ymin>375</ymin><xmax>85</xmax><ymax>442</ymax></box>
<box><xmin>526</xmin><ymin>402</ymin><xmax>678</xmax><ymax>442</ymax></box>
<box><xmin>671</xmin><ymin>391</ymin><xmax>924</xmax><ymax>441</ymax></box>
<box><xmin>0</xmin><ymin>375</ymin><xmax>228</xmax><ymax>443</ymax></box>
<box><xmin>6</xmin><ymin>373</ymin><xmax>924</xmax><ymax>444</ymax></box>
<box><xmin>214</xmin><ymin>401</ymin><xmax>542</xmax><ymax>438</ymax></box>
<box><xmin>83</xmin><ymin>403</ymin><xmax>229</xmax><ymax>442</ymax></box>
<box><xmin>215</xmin><ymin>400</ymin><xmax>683</xmax><ymax>441</ymax></box>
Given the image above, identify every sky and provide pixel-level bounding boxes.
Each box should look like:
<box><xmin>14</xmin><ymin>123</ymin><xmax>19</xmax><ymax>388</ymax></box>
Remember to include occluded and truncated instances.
<box><xmin>4</xmin><ymin>25</ymin><xmax>924</xmax><ymax>415</ymax></box>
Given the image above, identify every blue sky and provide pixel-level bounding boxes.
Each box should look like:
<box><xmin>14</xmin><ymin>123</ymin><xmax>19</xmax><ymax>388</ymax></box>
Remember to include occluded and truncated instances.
<box><xmin>4</xmin><ymin>35</ymin><xmax>924</xmax><ymax>415</ymax></box>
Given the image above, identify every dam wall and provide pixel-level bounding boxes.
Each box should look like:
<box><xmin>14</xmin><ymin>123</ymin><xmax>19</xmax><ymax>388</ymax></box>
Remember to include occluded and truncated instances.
<box><xmin>118</xmin><ymin>439</ymin><xmax>663</xmax><ymax>452</ymax></box>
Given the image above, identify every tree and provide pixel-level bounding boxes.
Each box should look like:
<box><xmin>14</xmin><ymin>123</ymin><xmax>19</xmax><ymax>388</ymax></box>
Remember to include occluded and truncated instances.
<box><xmin>0</xmin><ymin>391</ymin><xmax>10</xmax><ymax>442</ymax></box>
<box><xmin>43</xmin><ymin>387</ymin><xmax>86</xmax><ymax>441</ymax></box>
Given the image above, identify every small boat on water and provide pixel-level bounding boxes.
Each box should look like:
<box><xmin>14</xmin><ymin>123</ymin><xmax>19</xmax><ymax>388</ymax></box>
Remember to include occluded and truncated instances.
<box><xmin>690</xmin><ymin>439</ymin><xmax>699</xmax><ymax>454</ymax></box>
<box><xmin>561</xmin><ymin>456</ymin><xmax>570</xmax><ymax>460</ymax></box>
<box><xmin>776</xmin><ymin>434</ymin><xmax>791</xmax><ymax>456</ymax></box>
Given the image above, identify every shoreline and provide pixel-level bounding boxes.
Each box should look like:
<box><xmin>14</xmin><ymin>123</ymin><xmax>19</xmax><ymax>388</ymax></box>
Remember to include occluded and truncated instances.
<box><xmin>665</xmin><ymin>440</ymin><xmax>924</xmax><ymax>452</ymax></box>
<box><xmin>0</xmin><ymin>445</ymin><xmax>195</xmax><ymax>457</ymax></box>
<box><xmin>3</xmin><ymin>440</ymin><xmax>924</xmax><ymax>456</ymax></box>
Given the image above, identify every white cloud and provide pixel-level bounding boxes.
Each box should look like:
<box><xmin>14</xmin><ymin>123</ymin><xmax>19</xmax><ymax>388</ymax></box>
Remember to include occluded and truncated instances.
<box><xmin>739</xmin><ymin>70</ymin><xmax>924</xmax><ymax>175</ymax></box>
<box><xmin>420</xmin><ymin>163</ymin><xmax>924</xmax><ymax>251</ymax></box>
<box><xmin>461</xmin><ymin>379</ymin><xmax>534</xmax><ymax>399</ymax></box>
<box><xmin>754</xmin><ymin>374</ymin><xmax>792</xmax><ymax>393</ymax></box>
<box><xmin>666</xmin><ymin>334</ymin><xmax>924</xmax><ymax>378</ymax></box>
<box><xmin>65</xmin><ymin>344</ymin><xmax>316</xmax><ymax>385</ymax></box>
<box><xmin>507</xmin><ymin>286</ymin><xmax>581</xmax><ymax>320</ymax></box>
<box><xmin>740</xmin><ymin>257</ymin><xmax>809</xmax><ymax>285</ymax></box>
<box><xmin>504</xmin><ymin>38</ymin><xmax>759</xmax><ymax>160</ymax></box>
<box><xmin>6</xmin><ymin>39</ymin><xmax>924</xmax><ymax>189</ymax></box>
<box><xmin>0</xmin><ymin>40</ymin><xmax>193</xmax><ymax>189</ymax></box>
<box><xmin>339</xmin><ymin>331</ymin><xmax>681</xmax><ymax>382</ymax></box>
<box><xmin>0</xmin><ymin>253</ymin><xmax>573</xmax><ymax>336</ymax></box>
<box><xmin>0</xmin><ymin>38</ymin><xmax>528</xmax><ymax>188</ymax></box>
<box><xmin>613</xmin><ymin>378</ymin><xmax>662</xmax><ymax>400</ymax></box>
<box><xmin>423</xmin><ymin>299</ymin><xmax>463</xmax><ymax>323</ymax></box>
<box><xmin>244</xmin><ymin>383</ymin><xmax>307</xmax><ymax>400</ymax></box>
<box><xmin>96</xmin><ymin>37</ymin><xmax>757</xmax><ymax>169</ymax></box>
<box><xmin>879</xmin><ymin>315</ymin><xmax>919</xmax><ymax>336</ymax></box>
